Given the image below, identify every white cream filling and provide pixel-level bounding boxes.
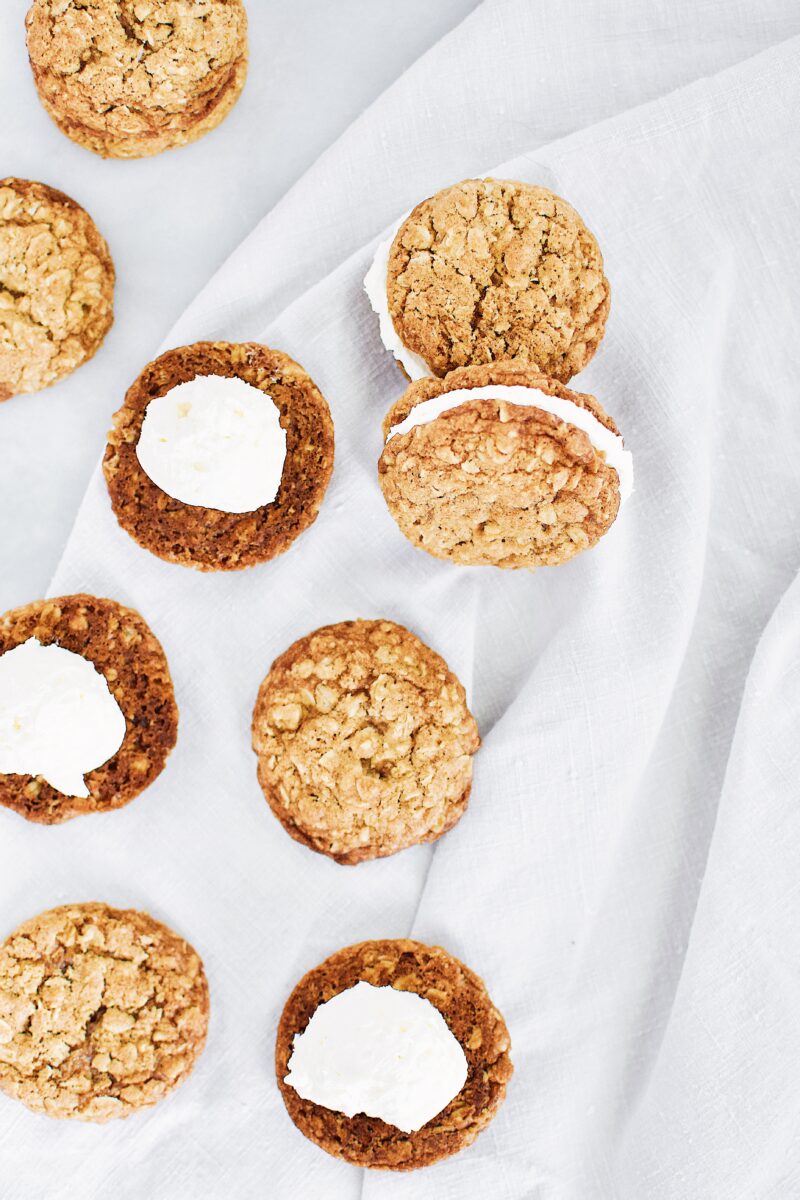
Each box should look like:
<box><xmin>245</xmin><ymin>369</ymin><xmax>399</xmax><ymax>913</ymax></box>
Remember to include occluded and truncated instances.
<box><xmin>284</xmin><ymin>981</ymin><xmax>469</xmax><ymax>1134</ymax></box>
<box><xmin>0</xmin><ymin>638</ymin><xmax>127</xmax><ymax>797</ymax></box>
<box><xmin>386</xmin><ymin>384</ymin><xmax>634</xmax><ymax>503</ymax></box>
<box><xmin>136</xmin><ymin>374</ymin><xmax>287</xmax><ymax>514</ymax></box>
<box><xmin>364</xmin><ymin>212</ymin><xmax>431</xmax><ymax>380</ymax></box>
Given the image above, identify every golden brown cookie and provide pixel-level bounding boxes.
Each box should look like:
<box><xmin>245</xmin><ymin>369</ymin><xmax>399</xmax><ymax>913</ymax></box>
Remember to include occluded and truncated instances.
<box><xmin>383</xmin><ymin>178</ymin><xmax>609</xmax><ymax>382</ymax></box>
<box><xmin>0</xmin><ymin>594</ymin><xmax>178</xmax><ymax>823</ymax></box>
<box><xmin>0</xmin><ymin>178</ymin><xmax>114</xmax><ymax>400</ymax></box>
<box><xmin>276</xmin><ymin>939</ymin><xmax>512</xmax><ymax>1170</ymax></box>
<box><xmin>103</xmin><ymin>341</ymin><xmax>335</xmax><ymax>571</ymax></box>
<box><xmin>0</xmin><ymin>903</ymin><xmax>209</xmax><ymax>1122</ymax></box>
<box><xmin>25</xmin><ymin>0</ymin><xmax>248</xmax><ymax>159</ymax></box>
<box><xmin>378</xmin><ymin>361</ymin><xmax>630</xmax><ymax>569</ymax></box>
<box><xmin>252</xmin><ymin>620</ymin><xmax>479</xmax><ymax>864</ymax></box>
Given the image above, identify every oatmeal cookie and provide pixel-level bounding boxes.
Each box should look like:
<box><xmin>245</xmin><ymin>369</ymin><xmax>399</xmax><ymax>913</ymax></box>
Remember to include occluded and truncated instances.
<box><xmin>378</xmin><ymin>361</ymin><xmax>629</xmax><ymax>569</ymax></box>
<box><xmin>0</xmin><ymin>594</ymin><xmax>178</xmax><ymax>823</ymax></box>
<box><xmin>0</xmin><ymin>903</ymin><xmax>209</xmax><ymax>1121</ymax></box>
<box><xmin>0</xmin><ymin>178</ymin><xmax>114</xmax><ymax>400</ymax></box>
<box><xmin>276</xmin><ymin>939</ymin><xmax>512</xmax><ymax>1170</ymax></box>
<box><xmin>103</xmin><ymin>341</ymin><xmax>335</xmax><ymax>571</ymax></box>
<box><xmin>384</xmin><ymin>178</ymin><xmax>609</xmax><ymax>381</ymax></box>
<box><xmin>252</xmin><ymin>620</ymin><xmax>479</xmax><ymax>864</ymax></box>
<box><xmin>25</xmin><ymin>0</ymin><xmax>248</xmax><ymax>159</ymax></box>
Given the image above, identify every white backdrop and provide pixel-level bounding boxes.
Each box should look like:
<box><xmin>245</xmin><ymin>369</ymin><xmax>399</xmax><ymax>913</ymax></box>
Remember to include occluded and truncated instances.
<box><xmin>2</xmin><ymin>3</ymin><xmax>800</xmax><ymax>1198</ymax></box>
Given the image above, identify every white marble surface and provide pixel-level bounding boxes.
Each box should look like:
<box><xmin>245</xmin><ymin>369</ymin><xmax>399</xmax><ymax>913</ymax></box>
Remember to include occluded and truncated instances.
<box><xmin>0</xmin><ymin>0</ymin><xmax>478</xmax><ymax>612</ymax></box>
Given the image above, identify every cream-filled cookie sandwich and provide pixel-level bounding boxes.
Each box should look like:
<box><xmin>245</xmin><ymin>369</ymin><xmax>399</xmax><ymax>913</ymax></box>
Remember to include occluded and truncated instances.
<box><xmin>0</xmin><ymin>595</ymin><xmax>177</xmax><ymax>823</ymax></box>
<box><xmin>276</xmin><ymin>940</ymin><xmax>512</xmax><ymax>1170</ymax></box>
<box><xmin>378</xmin><ymin>361</ymin><xmax>632</xmax><ymax>569</ymax></box>
<box><xmin>104</xmin><ymin>342</ymin><xmax>334</xmax><ymax>570</ymax></box>
<box><xmin>365</xmin><ymin>178</ymin><xmax>610</xmax><ymax>383</ymax></box>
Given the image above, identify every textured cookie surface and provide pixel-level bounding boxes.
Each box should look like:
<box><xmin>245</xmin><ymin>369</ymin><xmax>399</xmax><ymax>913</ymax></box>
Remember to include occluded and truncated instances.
<box><xmin>379</xmin><ymin>361</ymin><xmax>622</xmax><ymax>569</ymax></box>
<box><xmin>26</xmin><ymin>0</ymin><xmax>248</xmax><ymax>159</ymax></box>
<box><xmin>0</xmin><ymin>903</ymin><xmax>208</xmax><ymax>1121</ymax></box>
<box><xmin>252</xmin><ymin>620</ymin><xmax>479</xmax><ymax>864</ymax></box>
<box><xmin>387</xmin><ymin>179</ymin><xmax>609</xmax><ymax>382</ymax></box>
<box><xmin>0</xmin><ymin>178</ymin><xmax>114</xmax><ymax>400</ymax></box>
<box><xmin>276</xmin><ymin>939</ymin><xmax>512</xmax><ymax>1170</ymax></box>
<box><xmin>104</xmin><ymin>342</ymin><xmax>335</xmax><ymax>571</ymax></box>
<box><xmin>0</xmin><ymin>594</ymin><xmax>178</xmax><ymax>823</ymax></box>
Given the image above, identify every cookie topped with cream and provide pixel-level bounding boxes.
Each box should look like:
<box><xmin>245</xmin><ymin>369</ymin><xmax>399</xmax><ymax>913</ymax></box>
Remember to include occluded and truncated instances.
<box><xmin>0</xmin><ymin>594</ymin><xmax>177</xmax><ymax>823</ymax></box>
<box><xmin>276</xmin><ymin>939</ymin><xmax>512</xmax><ymax>1170</ymax></box>
<box><xmin>365</xmin><ymin>178</ymin><xmax>610</xmax><ymax>382</ymax></box>
<box><xmin>378</xmin><ymin>361</ymin><xmax>632</xmax><ymax>569</ymax></box>
<box><xmin>104</xmin><ymin>341</ymin><xmax>334</xmax><ymax>571</ymax></box>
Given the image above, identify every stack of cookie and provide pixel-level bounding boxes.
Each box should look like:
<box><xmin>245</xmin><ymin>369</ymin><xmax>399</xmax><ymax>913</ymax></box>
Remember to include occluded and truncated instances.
<box><xmin>25</xmin><ymin>0</ymin><xmax>249</xmax><ymax>159</ymax></box>
<box><xmin>365</xmin><ymin>177</ymin><xmax>633</xmax><ymax>570</ymax></box>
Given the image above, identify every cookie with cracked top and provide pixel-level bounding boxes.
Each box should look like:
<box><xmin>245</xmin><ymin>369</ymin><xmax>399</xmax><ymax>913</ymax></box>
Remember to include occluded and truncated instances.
<box><xmin>0</xmin><ymin>178</ymin><xmax>114</xmax><ymax>400</ymax></box>
<box><xmin>276</xmin><ymin>938</ymin><xmax>512</xmax><ymax>1169</ymax></box>
<box><xmin>252</xmin><ymin>619</ymin><xmax>479</xmax><ymax>864</ymax></box>
<box><xmin>0</xmin><ymin>902</ymin><xmax>209</xmax><ymax>1122</ymax></box>
<box><xmin>25</xmin><ymin>0</ymin><xmax>248</xmax><ymax>159</ymax></box>
<box><xmin>380</xmin><ymin>177</ymin><xmax>609</xmax><ymax>382</ymax></box>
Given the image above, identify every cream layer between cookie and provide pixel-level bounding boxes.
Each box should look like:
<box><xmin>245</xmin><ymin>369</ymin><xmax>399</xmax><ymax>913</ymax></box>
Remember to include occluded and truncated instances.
<box><xmin>364</xmin><ymin>214</ymin><xmax>431</xmax><ymax>380</ymax></box>
<box><xmin>386</xmin><ymin>384</ymin><xmax>634</xmax><ymax>504</ymax></box>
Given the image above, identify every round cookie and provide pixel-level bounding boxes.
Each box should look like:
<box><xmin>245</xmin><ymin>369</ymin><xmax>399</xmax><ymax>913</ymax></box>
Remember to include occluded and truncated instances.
<box><xmin>0</xmin><ymin>594</ymin><xmax>178</xmax><ymax>824</ymax></box>
<box><xmin>276</xmin><ymin>939</ymin><xmax>512</xmax><ymax>1170</ymax></box>
<box><xmin>103</xmin><ymin>342</ymin><xmax>335</xmax><ymax>571</ymax></box>
<box><xmin>378</xmin><ymin>361</ymin><xmax>628</xmax><ymax>569</ymax></box>
<box><xmin>383</xmin><ymin>178</ymin><xmax>609</xmax><ymax>382</ymax></box>
<box><xmin>0</xmin><ymin>178</ymin><xmax>114</xmax><ymax>400</ymax></box>
<box><xmin>0</xmin><ymin>903</ymin><xmax>209</xmax><ymax>1122</ymax></box>
<box><xmin>252</xmin><ymin>620</ymin><xmax>479</xmax><ymax>864</ymax></box>
<box><xmin>25</xmin><ymin>0</ymin><xmax>248</xmax><ymax>159</ymax></box>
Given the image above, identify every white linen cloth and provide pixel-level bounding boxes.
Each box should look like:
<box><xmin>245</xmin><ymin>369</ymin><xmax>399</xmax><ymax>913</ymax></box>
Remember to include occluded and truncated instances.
<box><xmin>2</xmin><ymin>3</ymin><xmax>800</xmax><ymax>1197</ymax></box>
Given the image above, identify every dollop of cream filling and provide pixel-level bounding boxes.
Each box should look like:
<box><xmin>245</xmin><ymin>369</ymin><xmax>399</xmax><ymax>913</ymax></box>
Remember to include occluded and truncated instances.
<box><xmin>136</xmin><ymin>374</ymin><xmax>287</xmax><ymax>514</ymax></box>
<box><xmin>0</xmin><ymin>638</ymin><xmax>127</xmax><ymax>797</ymax></box>
<box><xmin>386</xmin><ymin>384</ymin><xmax>634</xmax><ymax>503</ymax></box>
<box><xmin>284</xmin><ymin>981</ymin><xmax>469</xmax><ymax>1133</ymax></box>
<box><xmin>364</xmin><ymin>213</ymin><xmax>431</xmax><ymax>380</ymax></box>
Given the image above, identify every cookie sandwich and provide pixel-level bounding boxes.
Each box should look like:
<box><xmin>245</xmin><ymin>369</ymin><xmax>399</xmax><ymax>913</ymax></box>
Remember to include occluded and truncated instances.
<box><xmin>104</xmin><ymin>341</ymin><xmax>334</xmax><ymax>570</ymax></box>
<box><xmin>378</xmin><ymin>361</ymin><xmax>633</xmax><ymax>569</ymax></box>
<box><xmin>276</xmin><ymin>939</ymin><xmax>512</xmax><ymax>1170</ymax></box>
<box><xmin>25</xmin><ymin>0</ymin><xmax>248</xmax><ymax>159</ymax></box>
<box><xmin>0</xmin><ymin>903</ymin><xmax>209</xmax><ymax>1122</ymax></box>
<box><xmin>252</xmin><ymin>619</ymin><xmax>479</xmax><ymax>864</ymax></box>
<box><xmin>0</xmin><ymin>178</ymin><xmax>114</xmax><ymax>400</ymax></box>
<box><xmin>365</xmin><ymin>177</ymin><xmax>610</xmax><ymax>383</ymax></box>
<box><xmin>0</xmin><ymin>594</ymin><xmax>177</xmax><ymax>823</ymax></box>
